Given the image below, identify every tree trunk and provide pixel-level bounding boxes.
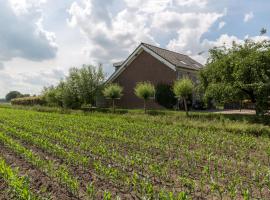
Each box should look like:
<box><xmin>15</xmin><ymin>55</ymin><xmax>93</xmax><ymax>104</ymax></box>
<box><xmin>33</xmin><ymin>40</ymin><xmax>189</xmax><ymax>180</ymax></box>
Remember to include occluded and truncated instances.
<box><xmin>112</xmin><ymin>99</ymin><xmax>115</xmax><ymax>113</ymax></box>
<box><xmin>240</xmin><ymin>100</ymin><xmax>242</xmax><ymax>112</ymax></box>
<box><xmin>183</xmin><ymin>98</ymin><xmax>189</xmax><ymax>117</ymax></box>
<box><xmin>144</xmin><ymin>99</ymin><xmax>146</xmax><ymax>114</ymax></box>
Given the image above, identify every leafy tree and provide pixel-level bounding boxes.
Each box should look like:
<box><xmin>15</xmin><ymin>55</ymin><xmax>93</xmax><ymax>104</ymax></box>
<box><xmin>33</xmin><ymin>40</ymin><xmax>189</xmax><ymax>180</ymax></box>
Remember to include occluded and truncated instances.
<box><xmin>173</xmin><ymin>78</ymin><xmax>194</xmax><ymax>116</ymax></box>
<box><xmin>134</xmin><ymin>82</ymin><xmax>155</xmax><ymax>113</ymax></box>
<box><xmin>5</xmin><ymin>91</ymin><xmax>22</xmax><ymax>102</ymax></box>
<box><xmin>42</xmin><ymin>83</ymin><xmax>65</xmax><ymax>107</ymax></box>
<box><xmin>200</xmin><ymin>39</ymin><xmax>270</xmax><ymax>115</ymax></box>
<box><xmin>103</xmin><ymin>84</ymin><xmax>123</xmax><ymax>113</ymax></box>
<box><xmin>42</xmin><ymin>64</ymin><xmax>105</xmax><ymax>109</ymax></box>
<box><xmin>67</xmin><ymin>65</ymin><xmax>105</xmax><ymax>106</ymax></box>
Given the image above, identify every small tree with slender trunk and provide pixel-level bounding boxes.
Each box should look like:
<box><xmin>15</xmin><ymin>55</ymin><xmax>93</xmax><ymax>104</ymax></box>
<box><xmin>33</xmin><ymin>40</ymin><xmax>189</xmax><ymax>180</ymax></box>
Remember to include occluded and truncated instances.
<box><xmin>173</xmin><ymin>78</ymin><xmax>194</xmax><ymax>116</ymax></box>
<box><xmin>134</xmin><ymin>82</ymin><xmax>155</xmax><ymax>114</ymax></box>
<box><xmin>103</xmin><ymin>84</ymin><xmax>123</xmax><ymax>113</ymax></box>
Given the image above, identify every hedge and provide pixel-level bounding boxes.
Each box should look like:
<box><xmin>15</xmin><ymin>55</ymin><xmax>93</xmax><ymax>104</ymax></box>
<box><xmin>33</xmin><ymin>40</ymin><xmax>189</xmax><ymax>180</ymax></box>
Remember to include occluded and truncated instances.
<box><xmin>11</xmin><ymin>96</ymin><xmax>45</xmax><ymax>106</ymax></box>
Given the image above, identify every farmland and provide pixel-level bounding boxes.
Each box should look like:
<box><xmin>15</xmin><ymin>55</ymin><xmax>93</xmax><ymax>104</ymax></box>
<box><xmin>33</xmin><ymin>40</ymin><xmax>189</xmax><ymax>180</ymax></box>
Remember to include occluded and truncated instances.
<box><xmin>0</xmin><ymin>107</ymin><xmax>270</xmax><ymax>199</ymax></box>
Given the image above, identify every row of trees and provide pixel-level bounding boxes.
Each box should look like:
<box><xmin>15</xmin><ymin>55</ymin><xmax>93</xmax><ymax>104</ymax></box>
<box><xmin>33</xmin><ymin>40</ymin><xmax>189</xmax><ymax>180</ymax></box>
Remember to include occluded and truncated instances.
<box><xmin>41</xmin><ymin>64</ymin><xmax>194</xmax><ymax>115</ymax></box>
<box><xmin>9</xmin><ymin>38</ymin><xmax>269</xmax><ymax>116</ymax></box>
<box><xmin>104</xmin><ymin>78</ymin><xmax>194</xmax><ymax>115</ymax></box>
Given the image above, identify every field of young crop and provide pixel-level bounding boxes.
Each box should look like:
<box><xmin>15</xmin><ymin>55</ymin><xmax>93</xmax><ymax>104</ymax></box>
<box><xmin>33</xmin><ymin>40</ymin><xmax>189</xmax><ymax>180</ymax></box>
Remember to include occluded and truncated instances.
<box><xmin>0</xmin><ymin>107</ymin><xmax>270</xmax><ymax>200</ymax></box>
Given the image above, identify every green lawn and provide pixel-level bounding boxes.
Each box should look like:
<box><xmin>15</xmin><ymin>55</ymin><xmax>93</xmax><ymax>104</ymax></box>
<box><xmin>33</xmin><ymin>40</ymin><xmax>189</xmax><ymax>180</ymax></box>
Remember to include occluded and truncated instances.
<box><xmin>0</xmin><ymin>106</ymin><xmax>269</xmax><ymax>199</ymax></box>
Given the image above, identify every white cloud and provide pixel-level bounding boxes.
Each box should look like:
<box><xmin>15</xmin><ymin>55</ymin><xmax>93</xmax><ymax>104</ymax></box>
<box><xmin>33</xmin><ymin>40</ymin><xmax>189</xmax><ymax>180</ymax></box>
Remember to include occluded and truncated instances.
<box><xmin>9</xmin><ymin>0</ymin><xmax>47</xmax><ymax>15</ymax></box>
<box><xmin>124</xmin><ymin>0</ymin><xmax>172</xmax><ymax>13</ymax></box>
<box><xmin>0</xmin><ymin>68</ymin><xmax>65</xmax><ymax>97</ymax></box>
<box><xmin>218</xmin><ymin>21</ymin><xmax>226</xmax><ymax>30</ymax></box>
<box><xmin>0</xmin><ymin>63</ymin><xmax>4</xmax><ymax>70</ymax></box>
<box><xmin>67</xmin><ymin>0</ymin><xmax>224</xmax><ymax>66</ymax></box>
<box><xmin>165</xmin><ymin>12</ymin><xmax>224</xmax><ymax>57</ymax></box>
<box><xmin>0</xmin><ymin>0</ymin><xmax>57</xmax><ymax>62</ymax></box>
<box><xmin>174</xmin><ymin>0</ymin><xmax>208</xmax><ymax>8</ymax></box>
<box><xmin>244</xmin><ymin>12</ymin><xmax>254</xmax><ymax>23</ymax></box>
<box><xmin>68</xmin><ymin>0</ymin><xmax>157</xmax><ymax>64</ymax></box>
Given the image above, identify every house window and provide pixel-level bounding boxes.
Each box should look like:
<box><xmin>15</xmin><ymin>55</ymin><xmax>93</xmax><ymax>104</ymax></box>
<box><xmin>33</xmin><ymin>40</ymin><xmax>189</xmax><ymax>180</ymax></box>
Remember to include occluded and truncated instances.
<box><xmin>177</xmin><ymin>71</ymin><xmax>183</xmax><ymax>79</ymax></box>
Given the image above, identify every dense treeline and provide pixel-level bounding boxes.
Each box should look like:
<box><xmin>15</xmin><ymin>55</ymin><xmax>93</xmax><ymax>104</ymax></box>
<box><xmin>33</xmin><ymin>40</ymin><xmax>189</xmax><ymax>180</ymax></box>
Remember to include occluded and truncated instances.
<box><xmin>42</xmin><ymin>64</ymin><xmax>105</xmax><ymax>109</ymax></box>
<box><xmin>200</xmin><ymin>39</ymin><xmax>270</xmax><ymax>115</ymax></box>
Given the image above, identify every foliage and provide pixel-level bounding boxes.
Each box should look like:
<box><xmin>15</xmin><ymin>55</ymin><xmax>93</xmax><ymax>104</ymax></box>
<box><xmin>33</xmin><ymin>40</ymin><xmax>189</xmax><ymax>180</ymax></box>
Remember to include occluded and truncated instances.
<box><xmin>0</xmin><ymin>158</ymin><xmax>38</xmax><ymax>200</ymax></box>
<box><xmin>200</xmin><ymin>39</ymin><xmax>270</xmax><ymax>115</ymax></box>
<box><xmin>173</xmin><ymin>78</ymin><xmax>194</xmax><ymax>116</ymax></box>
<box><xmin>155</xmin><ymin>83</ymin><xmax>177</xmax><ymax>109</ymax></box>
<box><xmin>103</xmin><ymin>84</ymin><xmax>123</xmax><ymax>100</ymax></box>
<box><xmin>5</xmin><ymin>91</ymin><xmax>22</xmax><ymax>102</ymax></box>
<box><xmin>103</xmin><ymin>83</ymin><xmax>123</xmax><ymax>113</ymax></box>
<box><xmin>134</xmin><ymin>82</ymin><xmax>155</xmax><ymax>113</ymax></box>
<box><xmin>11</xmin><ymin>96</ymin><xmax>45</xmax><ymax>106</ymax></box>
<box><xmin>173</xmin><ymin>78</ymin><xmax>194</xmax><ymax>99</ymax></box>
<box><xmin>42</xmin><ymin>64</ymin><xmax>105</xmax><ymax>109</ymax></box>
<box><xmin>134</xmin><ymin>82</ymin><xmax>155</xmax><ymax>100</ymax></box>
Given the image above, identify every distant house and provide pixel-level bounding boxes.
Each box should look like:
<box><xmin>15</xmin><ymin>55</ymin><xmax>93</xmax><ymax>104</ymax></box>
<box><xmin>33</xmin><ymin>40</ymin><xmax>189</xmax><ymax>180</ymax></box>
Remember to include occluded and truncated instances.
<box><xmin>106</xmin><ymin>43</ymin><xmax>203</xmax><ymax>109</ymax></box>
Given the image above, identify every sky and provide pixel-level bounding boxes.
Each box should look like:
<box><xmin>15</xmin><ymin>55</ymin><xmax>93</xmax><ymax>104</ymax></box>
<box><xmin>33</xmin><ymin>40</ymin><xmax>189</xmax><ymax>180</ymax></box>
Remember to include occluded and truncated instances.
<box><xmin>0</xmin><ymin>0</ymin><xmax>269</xmax><ymax>98</ymax></box>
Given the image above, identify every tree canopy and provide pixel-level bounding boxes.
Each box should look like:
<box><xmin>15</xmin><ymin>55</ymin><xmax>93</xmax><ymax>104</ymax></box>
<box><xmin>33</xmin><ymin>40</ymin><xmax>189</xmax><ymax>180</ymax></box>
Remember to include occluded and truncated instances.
<box><xmin>134</xmin><ymin>82</ymin><xmax>155</xmax><ymax>113</ymax></box>
<box><xmin>103</xmin><ymin>83</ymin><xmax>123</xmax><ymax>113</ymax></box>
<box><xmin>42</xmin><ymin>64</ymin><xmax>105</xmax><ymax>109</ymax></box>
<box><xmin>173</xmin><ymin>78</ymin><xmax>194</xmax><ymax>116</ymax></box>
<box><xmin>5</xmin><ymin>91</ymin><xmax>22</xmax><ymax>102</ymax></box>
<box><xmin>200</xmin><ymin>39</ymin><xmax>270</xmax><ymax>115</ymax></box>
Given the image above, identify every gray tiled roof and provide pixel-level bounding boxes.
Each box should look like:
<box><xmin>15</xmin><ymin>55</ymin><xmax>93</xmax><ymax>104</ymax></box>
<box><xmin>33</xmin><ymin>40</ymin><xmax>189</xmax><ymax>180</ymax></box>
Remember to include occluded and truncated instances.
<box><xmin>142</xmin><ymin>43</ymin><xmax>203</xmax><ymax>70</ymax></box>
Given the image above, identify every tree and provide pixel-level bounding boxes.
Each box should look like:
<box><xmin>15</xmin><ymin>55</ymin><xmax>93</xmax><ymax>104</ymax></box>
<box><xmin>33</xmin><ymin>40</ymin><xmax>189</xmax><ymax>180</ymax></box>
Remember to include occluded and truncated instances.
<box><xmin>200</xmin><ymin>39</ymin><xmax>270</xmax><ymax>115</ymax></box>
<box><xmin>173</xmin><ymin>78</ymin><xmax>194</xmax><ymax>116</ymax></box>
<box><xmin>103</xmin><ymin>84</ymin><xmax>123</xmax><ymax>113</ymax></box>
<box><xmin>134</xmin><ymin>82</ymin><xmax>155</xmax><ymax>113</ymax></box>
<box><xmin>67</xmin><ymin>64</ymin><xmax>105</xmax><ymax>106</ymax></box>
<box><xmin>5</xmin><ymin>91</ymin><xmax>22</xmax><ymax>102</ymax></box>
<box><xmin>41</xmin><ymin>64</ymin><xmax>105</xmax><ymax>109</ymax></box>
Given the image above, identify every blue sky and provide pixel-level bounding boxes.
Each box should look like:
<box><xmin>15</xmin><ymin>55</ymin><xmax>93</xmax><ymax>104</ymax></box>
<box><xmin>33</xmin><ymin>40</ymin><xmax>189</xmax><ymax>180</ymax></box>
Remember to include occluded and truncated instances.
<box><xmin>0</xmin><ymin>0</ymin><xmax>269</xmax><ymax>97</ymax></box>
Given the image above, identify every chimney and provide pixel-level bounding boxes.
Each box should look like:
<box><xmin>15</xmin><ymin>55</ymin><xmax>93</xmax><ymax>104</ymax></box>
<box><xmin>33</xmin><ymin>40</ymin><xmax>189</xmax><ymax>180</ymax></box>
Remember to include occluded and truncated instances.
<box><xmin>113</xmin><ymin>61</ymin><xmax>124</xmax><ymax>72</ymax></box>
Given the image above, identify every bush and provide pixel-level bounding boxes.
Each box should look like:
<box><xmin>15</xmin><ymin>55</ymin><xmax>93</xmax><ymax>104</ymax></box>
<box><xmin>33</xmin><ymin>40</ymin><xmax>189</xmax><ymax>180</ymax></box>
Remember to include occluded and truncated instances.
<box><xmin>155</xmin><ymin>83</ymin><xmax>177</xmax><ymax>109</ymax></box>
<box><xmin>134</xmin><ymin>82</ymin><xmax>155</xmax><ymax>113</ymax></box>
<box><xmin>103</xmin><ymin>84</ymin><xmax>123</xmax><ymax>113</ymax></box>
<box><xmin>173</xmin><ymin>78</ymin><xmax>194</xmax><ymax>116</ymax></box>
<box><xmin>11</xmin><ymin>96</ymin><xmax>45</xmax><ymax>106</ymax></box>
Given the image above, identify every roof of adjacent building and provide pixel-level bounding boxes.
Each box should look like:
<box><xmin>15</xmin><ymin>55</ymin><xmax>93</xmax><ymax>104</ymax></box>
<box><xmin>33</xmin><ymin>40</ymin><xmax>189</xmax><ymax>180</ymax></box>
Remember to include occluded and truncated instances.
<box><xmin>141</xmin><ymin>43</ymin><xmax>203</xmax><ymax>70</ymax></box>
<box><xmin>113</xmin><ymin>61</ymin><xmax>124</xmax><ymax>67</ymax></box>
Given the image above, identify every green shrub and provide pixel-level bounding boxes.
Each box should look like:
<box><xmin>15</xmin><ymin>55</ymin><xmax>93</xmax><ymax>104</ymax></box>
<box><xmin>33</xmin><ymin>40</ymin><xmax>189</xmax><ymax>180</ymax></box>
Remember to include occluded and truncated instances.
<box><xmin>156</xmin><ymin>83</ymin><xmax>177</xmax><ymax>109</ymax></box>
<box><xmin>134</xmin><ymin>82</ymin><xmax>155</xmax><ymax>113</ymax></box>
<box><xmin>103</xmin><ymin>84</ymin><xmax>123</xmax><ymax>113</ymax></box>
<box><xmin>173</xmin><ymin>78</ymin><xmax>194</xmax><ymax>116</ymax></box>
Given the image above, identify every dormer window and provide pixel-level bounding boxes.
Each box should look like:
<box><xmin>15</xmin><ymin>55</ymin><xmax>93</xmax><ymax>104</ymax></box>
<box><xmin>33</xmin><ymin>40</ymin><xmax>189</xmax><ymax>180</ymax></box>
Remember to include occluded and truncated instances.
<box><xmin>180</xmin><ymin>61</ymin><xmax>187</xmax><ymax>65</ymax></box>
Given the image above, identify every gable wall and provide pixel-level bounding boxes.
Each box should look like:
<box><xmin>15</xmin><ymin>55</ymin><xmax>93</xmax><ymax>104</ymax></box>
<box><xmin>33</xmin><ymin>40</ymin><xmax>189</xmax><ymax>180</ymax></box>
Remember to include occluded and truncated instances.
<box><xmin>112</xmin><ymin>50</ymin><xmax>177</xmax><ymax>109</ymax></box>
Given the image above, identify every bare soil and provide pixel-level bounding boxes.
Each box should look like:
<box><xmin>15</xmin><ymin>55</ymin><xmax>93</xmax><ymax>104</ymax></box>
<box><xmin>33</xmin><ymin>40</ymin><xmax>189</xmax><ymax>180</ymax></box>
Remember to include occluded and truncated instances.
<box><xmin>0</xmin><ymin>145</ymin><xmax>78</xmax><ymax>200</ymax></box>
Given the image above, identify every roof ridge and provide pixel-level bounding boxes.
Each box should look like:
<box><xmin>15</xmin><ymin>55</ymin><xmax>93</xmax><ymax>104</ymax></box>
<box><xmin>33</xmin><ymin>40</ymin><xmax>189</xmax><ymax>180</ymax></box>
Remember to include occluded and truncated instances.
<box><xmin>141</xmin><ymin>42</ymin><xmax>188</xmax><ymax>57</ymax></box>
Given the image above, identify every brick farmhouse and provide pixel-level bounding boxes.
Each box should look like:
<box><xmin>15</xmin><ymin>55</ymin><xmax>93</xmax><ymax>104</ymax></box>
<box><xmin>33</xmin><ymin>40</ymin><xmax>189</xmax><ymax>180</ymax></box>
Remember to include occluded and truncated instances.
<box><xmin>106</xmin><ymin>43</ymin><xmax>203</xmax><ymax>109</ymax></box>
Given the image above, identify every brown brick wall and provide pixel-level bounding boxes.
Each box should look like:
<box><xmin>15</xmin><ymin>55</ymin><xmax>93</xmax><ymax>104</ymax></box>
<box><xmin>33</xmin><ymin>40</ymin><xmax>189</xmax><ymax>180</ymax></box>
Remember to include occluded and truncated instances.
<box><xmin>112</xmin><ymin>50</ymin><xmax>177</xmax><ymax>109</ymax></box>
